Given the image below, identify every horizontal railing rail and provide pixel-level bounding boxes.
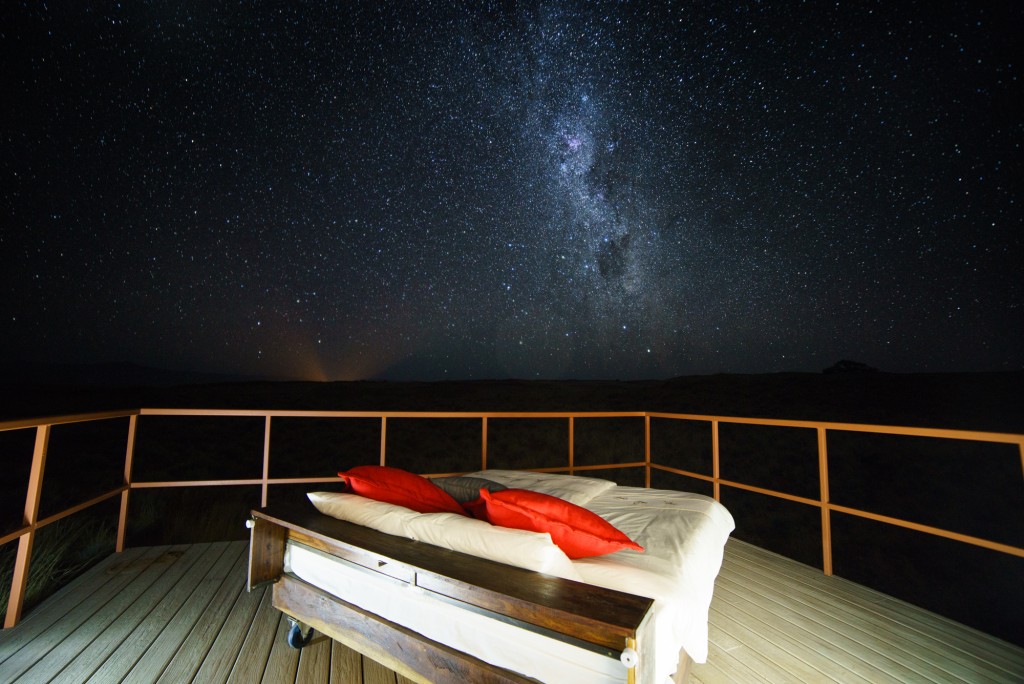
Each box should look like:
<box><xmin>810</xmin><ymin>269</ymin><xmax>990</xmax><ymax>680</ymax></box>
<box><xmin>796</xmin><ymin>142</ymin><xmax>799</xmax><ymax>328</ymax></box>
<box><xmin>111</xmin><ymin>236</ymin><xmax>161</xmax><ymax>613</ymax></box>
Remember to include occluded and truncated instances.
<box><xmin>2</xmin><ymin>407</ymin><xmax>1022</xmax><ymax>629</ymax></box>
<box><xmin>645</xmin><ymin>412</ymin><xmax>1024</xmax><ymax>574</ymax></box>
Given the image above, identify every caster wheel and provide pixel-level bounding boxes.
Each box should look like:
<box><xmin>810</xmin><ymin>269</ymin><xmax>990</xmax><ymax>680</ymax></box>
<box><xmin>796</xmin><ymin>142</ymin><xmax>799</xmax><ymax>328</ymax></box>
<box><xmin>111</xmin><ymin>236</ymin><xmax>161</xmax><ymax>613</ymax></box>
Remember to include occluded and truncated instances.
<box><xmin>287</xmin><ymin>620</ymin><xmax>313</xmax><ymax>649</ymax></box>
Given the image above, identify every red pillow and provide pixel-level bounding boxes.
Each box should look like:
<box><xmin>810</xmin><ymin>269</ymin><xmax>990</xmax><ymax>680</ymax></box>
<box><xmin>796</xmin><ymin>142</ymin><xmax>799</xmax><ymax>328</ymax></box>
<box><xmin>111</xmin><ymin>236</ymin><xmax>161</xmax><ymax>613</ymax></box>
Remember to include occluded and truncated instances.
<box><xmin>338</xmin><ymin>466</ymin><xmax>466</xmax><ymax>515</ymax></box>
<box><xmin>466</xmin><ymin>488</ymin><xmax>643</xmax><ymax>559</ymax></box>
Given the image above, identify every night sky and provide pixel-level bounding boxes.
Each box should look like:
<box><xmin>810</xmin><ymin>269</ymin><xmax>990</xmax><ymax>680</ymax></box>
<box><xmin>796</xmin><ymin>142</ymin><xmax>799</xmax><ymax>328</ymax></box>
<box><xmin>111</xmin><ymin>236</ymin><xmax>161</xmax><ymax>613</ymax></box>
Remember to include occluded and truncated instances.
<box><xmin>2</xmin><ymin>1</ymin><xmax>1021</xmax><ymax>382</ymax></box>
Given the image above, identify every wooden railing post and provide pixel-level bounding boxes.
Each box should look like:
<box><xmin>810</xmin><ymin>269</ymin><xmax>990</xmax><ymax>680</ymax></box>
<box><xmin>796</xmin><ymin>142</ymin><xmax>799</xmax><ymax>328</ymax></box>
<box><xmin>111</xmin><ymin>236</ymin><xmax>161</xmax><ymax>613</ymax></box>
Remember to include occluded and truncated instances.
<box><xmin>644</xmin><ymin>414</ymin><xmax>651</xmax><ymax>488</ymax></box>
<box><xmin>818</xmin><ymin>427</ymin><xmax>833</xmax><ymax>576</ymax></box>
<box><xmin>568</xmin><ymin>417</ymin><xmax>575</xmax><ymax>475</ymax></box>
<box><xmin>116</xmin><ymin>415</ymin><xmax>138</xmax><ymax>552</ymax></box>
<box><xmin>261</xmin><ymin>416</ymin><xmax>272</xmax><ymax>508</ymax></box>
<box><xmin>380</xmin><ymin>417</ymin><xmax>387</xmax><ymax>466</ymax></box>
<box><xmin>711</xmin><ymin>420</ymin><xmax>721</xmax><ymax>502</ymax></box>
<box><xmin>481</xmin><ymin>417</ymin><xmax>488</xmax><ymax>471</ymax></box>
<box><xmin>1019</xmin><ymin>440</ymin><xmax>1024</xmax><ymax>485</ymax></box>
<box><xmin>5</xmin><ymin>425</ymin><xmax>50</xmax><ymax>628</ymax></box>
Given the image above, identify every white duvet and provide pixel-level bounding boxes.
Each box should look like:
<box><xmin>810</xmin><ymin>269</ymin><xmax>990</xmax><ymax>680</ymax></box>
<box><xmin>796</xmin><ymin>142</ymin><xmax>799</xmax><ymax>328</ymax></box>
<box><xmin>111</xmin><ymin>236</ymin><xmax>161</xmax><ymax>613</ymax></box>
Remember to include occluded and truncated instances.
<box><xmin>577</xmin><ymin>486</ymin><xmax>735</xmax><ymax>668</ymax></box>
<box><xmin>463</xmin><ymin>472</ymin><xmax>735</xmax><ymax>673</ymax></box>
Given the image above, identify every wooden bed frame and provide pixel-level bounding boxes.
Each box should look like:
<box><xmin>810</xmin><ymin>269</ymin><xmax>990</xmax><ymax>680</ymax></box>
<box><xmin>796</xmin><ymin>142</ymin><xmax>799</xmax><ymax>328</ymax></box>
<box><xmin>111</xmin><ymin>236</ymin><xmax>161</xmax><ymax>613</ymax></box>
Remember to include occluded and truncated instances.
<box><xmin>247</xmin><ymin>502</ymin><xmax>694</xmax><ymax>684</ymax></box>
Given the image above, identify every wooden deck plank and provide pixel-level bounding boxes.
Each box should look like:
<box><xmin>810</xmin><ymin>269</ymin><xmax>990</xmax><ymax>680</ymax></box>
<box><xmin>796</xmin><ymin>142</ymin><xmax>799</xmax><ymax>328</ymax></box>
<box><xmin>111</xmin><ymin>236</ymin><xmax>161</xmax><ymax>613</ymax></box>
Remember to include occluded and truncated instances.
<box><xmin>146</xmin><ymin>543</ymin><xmax>250</xmax><ymax>684</ymax></box>
<box><xmin>703</xmin><ymin>640</ymin><xmax>775</xmax><ymax>683</ymax></box>
<box><xmin>330</xmin><ymin>639</ymin><xmax>363</xmax><ymax>684</ymax></box>
<box><xmin>296</xmin><ymin>632</ymin><xmax>332</xmax><ymax>683</ymax></box>
<box><xmin>715</xmin><ymin>571</ymin><xmax>936</xmax><ymax>682</ymax></box>
<box><xmin>108</xmin><ymin>541</ymin><xmax>247</xmax><ymax>684</ymax></box>
<box><xmin>720</xmin><ymin>553</ymin><xmax>1006</xmax><ymax>684</ymax></box>
<box><xmin>48</xmin><ymin>543</ymin><xmax>223</xmax><ymax>684</ymax></box>
<box><xmin>189</xmin><ymin>580</ymin><xmax>267</xmax><ymax>684</ymax></box>
<box><xmin>3</xmin><ymin>538</ymin><xmax>1022</xmax><ymax>684</ymax></box>
<box><xmin>727</xmin><ymin>540</ymin><xmax>1024</xmax><ymax>675</ymax></box>
<box><xmin>688</xmin><ymin>643</ymin><xmax>768</xmax><ymax>684</ymax></box>
<box><xmin>0</xmin><ymin>545</ymin><xmax>147</xmax><ymax>665</ymax></box>
<box><xmin>363</xmin><ymin>655</ymin><xmax>399</xmax><ymax>684</ymax></box>
<box><xmin>726</xmin><ymin>541</ymin><xmax>1024</xmax><ymax>660</ymax></box>
<box><xmin>0</xmin><ymin>545</ymin><xmax>191</xmax><ymax>682</ymax></box>
<box><xmin>719</xmin><ymin>556</ymin><xmax>996</xmax><ymax>684</ymax></box>
<box><xmin>725</xmin><ymin>540</ymin><xmax>1024</xmax><ymax>680</ymax></box>
<box><xmin>0</xmin><ymin>545</ymin><xmax>150</xmax><ymax>672</ymax></box>
<box><xmin>705</xmin><ymin>587</ymin><xmax>875</xmax><ymax>684</ymax></box>
<box><xmin>708</xmin><ymin>602</ymin><xmax>868</xmax><ymax>684</ymax></box>
<box><xmin>710</xmin><ymin>579</ymin><xmax>906</xmax><ymax>683</ymax></box>
<box><xmin>262</xmin><ymin>608</ymin><xmax>301</xmax><ymax>683</ymax></box>
<box><xmin>224</xmin><ymin>585</ymin><xmax>282</xmax><ymax>684</ymax></box>
<box><xmin>705</xmin><ymin>609</ymin><xmax>812</xmax><ymax>684</ymax></box>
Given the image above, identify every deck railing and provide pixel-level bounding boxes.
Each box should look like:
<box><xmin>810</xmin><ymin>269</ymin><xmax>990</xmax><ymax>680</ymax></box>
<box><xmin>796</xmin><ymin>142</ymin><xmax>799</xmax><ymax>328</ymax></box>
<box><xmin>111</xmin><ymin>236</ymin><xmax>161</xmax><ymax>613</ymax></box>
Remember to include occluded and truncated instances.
<box><xmin>2</xmin><ymin>407</ymin><xmax>1022</xmax><ymax>629</ymax></box>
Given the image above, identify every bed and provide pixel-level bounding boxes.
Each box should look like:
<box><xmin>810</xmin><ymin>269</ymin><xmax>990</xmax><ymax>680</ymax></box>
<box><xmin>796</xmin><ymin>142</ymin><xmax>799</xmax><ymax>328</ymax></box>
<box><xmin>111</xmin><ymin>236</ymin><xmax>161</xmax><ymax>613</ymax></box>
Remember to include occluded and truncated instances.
<box><xmin>247</xmin><ymin>470</ymin><xmax>734</xmax><ymax>684</ymax></box>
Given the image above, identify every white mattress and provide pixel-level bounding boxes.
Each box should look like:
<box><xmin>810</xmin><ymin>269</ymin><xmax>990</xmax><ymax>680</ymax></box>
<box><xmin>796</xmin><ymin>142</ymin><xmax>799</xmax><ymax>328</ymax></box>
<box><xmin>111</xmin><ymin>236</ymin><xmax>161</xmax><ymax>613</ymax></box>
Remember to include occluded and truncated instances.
<box><xmin>292</xmin><ymin>477</ymin><xmax>734</xmax><ymax>684</ymax></box>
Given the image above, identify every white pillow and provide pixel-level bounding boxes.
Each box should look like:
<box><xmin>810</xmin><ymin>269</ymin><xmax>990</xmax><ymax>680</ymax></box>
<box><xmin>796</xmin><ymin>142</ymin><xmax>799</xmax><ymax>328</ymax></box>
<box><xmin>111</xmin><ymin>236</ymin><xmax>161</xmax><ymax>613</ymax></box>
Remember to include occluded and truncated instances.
<box><xmin>462</xmin><ymin>469</ymin><xmax>616</xmax><ymax>506</ymax></box>
<box><xmin>308</xmin><ymin>490</ymin><xmax>420</xmax><ymax>535</ymax></box>
<box><xmin>307</xmin><ymin>492</ymin><xmax>582</xmax><ymax>581</ymax></box>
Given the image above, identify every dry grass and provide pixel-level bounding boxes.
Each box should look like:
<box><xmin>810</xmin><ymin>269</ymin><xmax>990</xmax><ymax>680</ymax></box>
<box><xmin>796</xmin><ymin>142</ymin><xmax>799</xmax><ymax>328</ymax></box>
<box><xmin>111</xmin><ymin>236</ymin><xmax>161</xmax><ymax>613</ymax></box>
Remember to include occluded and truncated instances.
<box><xmin>0</xmin><ymin>514</ymin><xmax>116</xmax><ymax>617</ymax></box>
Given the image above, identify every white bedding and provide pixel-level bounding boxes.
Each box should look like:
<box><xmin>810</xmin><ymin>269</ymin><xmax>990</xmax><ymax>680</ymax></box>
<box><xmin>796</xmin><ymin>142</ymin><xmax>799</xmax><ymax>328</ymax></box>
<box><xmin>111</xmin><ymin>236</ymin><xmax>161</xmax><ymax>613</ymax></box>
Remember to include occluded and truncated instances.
<box><xmin>469</xmin><ymin>472</ymin><xmax>735</xmax><ymax>668</ymax></box>
<box><xmin>302</xmin><ymin>472</ymin><xmax>734</xmax><ymax>684</ymax></box>
<box><xmin>577</xmin><ymin>486</ymin><xmax>735</xmax><ymax>668</ymax></box>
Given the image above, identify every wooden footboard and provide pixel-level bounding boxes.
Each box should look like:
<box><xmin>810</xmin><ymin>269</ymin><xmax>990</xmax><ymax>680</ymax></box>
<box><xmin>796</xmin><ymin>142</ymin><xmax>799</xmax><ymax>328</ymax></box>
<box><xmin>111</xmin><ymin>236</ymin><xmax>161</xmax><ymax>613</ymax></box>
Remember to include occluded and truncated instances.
<box><xmin>248</xmin><ymin>502</ymin><xmax>655</xmax><ymax>683</ymax></box>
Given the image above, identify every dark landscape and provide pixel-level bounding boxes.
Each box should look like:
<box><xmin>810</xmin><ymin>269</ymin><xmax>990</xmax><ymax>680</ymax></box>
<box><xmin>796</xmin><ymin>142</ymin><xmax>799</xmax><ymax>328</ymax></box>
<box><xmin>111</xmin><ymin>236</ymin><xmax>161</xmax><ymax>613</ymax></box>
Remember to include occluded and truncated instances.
<box><xmin>3</xmin><ymin>367</ymin><xmax>1022</xmax><ymax>432</ymax></box>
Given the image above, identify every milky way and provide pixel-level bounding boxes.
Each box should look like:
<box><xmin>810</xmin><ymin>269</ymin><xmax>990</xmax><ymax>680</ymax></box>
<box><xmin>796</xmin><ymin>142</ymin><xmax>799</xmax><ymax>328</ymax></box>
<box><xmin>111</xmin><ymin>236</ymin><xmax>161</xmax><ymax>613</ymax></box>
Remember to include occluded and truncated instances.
<box><xmin>1</xmin><ymin>1</ymin><xmax>1021</xmax><ymax>380</ymax></box>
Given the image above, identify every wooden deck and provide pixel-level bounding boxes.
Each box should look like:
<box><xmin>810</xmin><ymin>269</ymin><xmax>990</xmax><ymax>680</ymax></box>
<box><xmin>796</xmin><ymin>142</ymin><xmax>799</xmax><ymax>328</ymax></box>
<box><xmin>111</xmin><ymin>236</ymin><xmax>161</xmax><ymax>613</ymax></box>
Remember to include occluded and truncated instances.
<box><xmin>1</xmin><ymin>539</ymin><xmax>1021</xmax><ymax>683</ymax></box>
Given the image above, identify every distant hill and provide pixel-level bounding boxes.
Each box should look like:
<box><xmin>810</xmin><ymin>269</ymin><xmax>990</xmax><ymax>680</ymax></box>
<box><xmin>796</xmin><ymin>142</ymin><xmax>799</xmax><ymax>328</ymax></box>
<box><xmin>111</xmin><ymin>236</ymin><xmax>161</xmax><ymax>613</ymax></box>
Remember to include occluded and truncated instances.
<box><xmin>0</xmin><ymin>368</ymin><xmax>1021</xmax><ymax>433</ymax></box>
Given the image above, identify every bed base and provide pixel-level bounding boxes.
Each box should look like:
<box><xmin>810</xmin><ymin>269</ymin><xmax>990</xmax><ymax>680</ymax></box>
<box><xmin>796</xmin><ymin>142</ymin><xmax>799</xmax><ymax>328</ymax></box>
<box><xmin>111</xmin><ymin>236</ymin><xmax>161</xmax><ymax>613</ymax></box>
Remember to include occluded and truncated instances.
<box><xmin>275</xmin><ymin>572</ymin><xmax>533</xmax><ymax>683</ymax></box>
<box><xmin>248</xmin><ymin>502</ymin><xmax>692</xmax><ymax>683</ymax></box>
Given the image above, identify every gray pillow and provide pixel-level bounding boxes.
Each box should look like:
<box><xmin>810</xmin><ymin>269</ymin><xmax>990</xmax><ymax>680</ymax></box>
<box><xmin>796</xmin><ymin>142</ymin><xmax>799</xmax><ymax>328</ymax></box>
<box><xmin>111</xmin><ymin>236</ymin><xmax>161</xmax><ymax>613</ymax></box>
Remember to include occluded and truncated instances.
<box><xmin>432</xmin><ymin>476</ymin><xmax>508</xmax><ymax>503</ymax></box>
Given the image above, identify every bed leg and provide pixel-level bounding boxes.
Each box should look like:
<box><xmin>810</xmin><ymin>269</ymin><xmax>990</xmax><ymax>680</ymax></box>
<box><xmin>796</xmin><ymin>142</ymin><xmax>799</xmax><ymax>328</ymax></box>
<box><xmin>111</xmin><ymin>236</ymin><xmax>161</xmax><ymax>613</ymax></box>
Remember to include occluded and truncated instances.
<box><xmin>622</xmin><ymin>637</ymin><xmax>638</xmax><ymax>684</ymax></box>
<box><xmin>286</xmin><ymin>616</ymin><xmax>314</xmax><ymax>649</ymax></box>
<box><xmin>672</xmin><ymin>649</ymin><xmax>694</xmax><ymax>684</ymax></box>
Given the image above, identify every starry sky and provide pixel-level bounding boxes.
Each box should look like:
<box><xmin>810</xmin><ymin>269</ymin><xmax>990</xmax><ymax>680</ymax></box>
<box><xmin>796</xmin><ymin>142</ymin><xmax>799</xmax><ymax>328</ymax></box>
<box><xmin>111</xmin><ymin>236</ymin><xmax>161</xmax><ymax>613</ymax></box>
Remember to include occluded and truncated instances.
<box><xmin>2</xmin><ymin>1</ymin><xmax>1021</xmax><ymax>381</ymax></box>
